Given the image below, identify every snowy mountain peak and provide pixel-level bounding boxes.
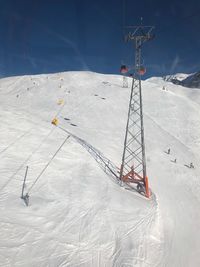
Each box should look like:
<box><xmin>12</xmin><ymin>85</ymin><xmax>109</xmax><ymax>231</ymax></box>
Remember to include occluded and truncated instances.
<box><xmin>163</xmin><ymin>73</ymin><xmax>190</xmax><ymax>82</ymax></box>
<box><xmin>163</xmin><ymin>71</ymin><xmax>200</xmax><ymax>89</ymax></box>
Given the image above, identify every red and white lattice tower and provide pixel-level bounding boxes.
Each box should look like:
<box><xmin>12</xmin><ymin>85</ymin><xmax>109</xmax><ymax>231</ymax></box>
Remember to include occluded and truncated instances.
<box><xmin>120</xmin><ymin>25</ymin><xmax>154</xmax><ymax>198</ymax></box>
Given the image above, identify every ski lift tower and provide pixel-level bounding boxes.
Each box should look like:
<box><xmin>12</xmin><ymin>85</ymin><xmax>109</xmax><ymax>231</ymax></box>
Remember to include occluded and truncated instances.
<box><xmin>119</xmin><ymin>25</ymin><xmax>154</xmax><ymax>198</ymax></box>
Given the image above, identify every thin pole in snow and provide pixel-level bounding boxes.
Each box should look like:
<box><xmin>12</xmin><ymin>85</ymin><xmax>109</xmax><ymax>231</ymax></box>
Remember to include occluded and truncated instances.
<box><xmin>21</xmin><ymin>166</ymin><xmax>28</xmax><ymax>198</ymax></box>
<box><xmin>21</xmin><ymin>166</ymin><xmax>29</xmax><ymax>206</ymax></box>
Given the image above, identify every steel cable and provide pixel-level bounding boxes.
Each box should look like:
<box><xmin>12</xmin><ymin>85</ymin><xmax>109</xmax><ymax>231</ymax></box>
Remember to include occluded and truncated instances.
<box><xmin>28</xmin><ymin>135</ymin><xmax>70</xmax><ymax>193</ymax></box>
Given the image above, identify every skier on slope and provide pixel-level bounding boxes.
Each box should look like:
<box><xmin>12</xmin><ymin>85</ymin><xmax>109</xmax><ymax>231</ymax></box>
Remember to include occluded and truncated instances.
<box><xmin>190</xmin><ymin>162</ymin><xmax>194</xmax><ymax>168</ymax></box>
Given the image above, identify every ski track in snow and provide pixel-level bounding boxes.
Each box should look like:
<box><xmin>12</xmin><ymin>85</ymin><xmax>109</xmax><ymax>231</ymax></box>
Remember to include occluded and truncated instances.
<box><xmin>0</xmin><ymin>71</ymin><xmax>199</xmax><ymax>266</ymax></box>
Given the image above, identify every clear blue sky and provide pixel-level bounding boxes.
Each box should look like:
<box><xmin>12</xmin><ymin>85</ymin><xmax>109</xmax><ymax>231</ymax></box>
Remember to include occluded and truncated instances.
<box><xmin>0</xmin><ymin>0</ymin><xmax>199</xmax><ymax>78</ymax></box>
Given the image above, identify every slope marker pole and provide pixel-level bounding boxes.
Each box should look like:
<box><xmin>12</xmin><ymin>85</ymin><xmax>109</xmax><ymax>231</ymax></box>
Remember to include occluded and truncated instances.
<box><xmin>21</xmin><ymin>166</ymin><xmax>29</xmax><ymax>206</ymax></box>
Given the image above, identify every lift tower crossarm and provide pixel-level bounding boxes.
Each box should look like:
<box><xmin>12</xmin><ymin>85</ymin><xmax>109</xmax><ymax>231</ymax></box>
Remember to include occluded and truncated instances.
<box><xmin>124</xmin><ymin>26</ymin><xmax>155</xmax><ymax>42</ymax></box>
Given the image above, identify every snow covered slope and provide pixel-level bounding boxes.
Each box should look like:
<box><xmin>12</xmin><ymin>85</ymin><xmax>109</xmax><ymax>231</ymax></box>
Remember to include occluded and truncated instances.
<box><xmin>0</xmin><ymin>71</ymin><xmax>200</xmax><ymax>266</ymax></box>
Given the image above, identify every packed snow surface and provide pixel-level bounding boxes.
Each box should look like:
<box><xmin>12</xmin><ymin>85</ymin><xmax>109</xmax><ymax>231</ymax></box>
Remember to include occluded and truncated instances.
<box><xmin>0</xmin><ymin>71</ymin><xmax>200</xmax><ymax>266</ymax></box>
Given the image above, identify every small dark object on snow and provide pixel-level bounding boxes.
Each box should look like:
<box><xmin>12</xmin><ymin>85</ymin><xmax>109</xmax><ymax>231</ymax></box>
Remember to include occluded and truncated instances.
<box><xmin>167</xmin><ymin>148</ymin><xmax>170</xmax><ymax>154</ymax></box>
<box><xmin>64</xmin><ymin>118</ymin><xmax>70</xmax><ymax>121</ymax></box>
<box><xmin>101</xmin><ymin>97</ymin><xmax>106</xmax><ymax>100</ymax></box>
<box><xmin>137</xmin><ymin>183</ymin><xmax>145</xmax><ymax>194</ymax></box>
<box><xmin>174</xmin><ymin>158</ymin><xmax>177</xmax><ymax>163</ymax></box>
<box><xmin>22</xmin><ymin>193</ymin><xmax>29</xmax><ymax>206</ymax></box>
<box><xmin>94</xmin><ymin>94</ymin><xmax>98</xmax><ymax>96</ymax></box>
<box><xmin>190</xmin><ymin>162</ymin><xmax>194</xmax><ymax>168</ymax></box>
<box><xmin>16</xmin><ymin>94</ymin><xmax>19</xmax><ymax>98</ymax></box>
<box><xmin>70</xmin><ymin>123</ymin><xmax>77</xmax><ymax>127</ymax></box>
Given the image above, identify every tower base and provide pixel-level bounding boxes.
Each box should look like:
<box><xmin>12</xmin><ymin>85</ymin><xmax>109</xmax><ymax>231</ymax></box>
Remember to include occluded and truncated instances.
<box><xmin>120</xmin><ymin>166</ymin><xmax>150</xmax><ymax>198</ymax></box>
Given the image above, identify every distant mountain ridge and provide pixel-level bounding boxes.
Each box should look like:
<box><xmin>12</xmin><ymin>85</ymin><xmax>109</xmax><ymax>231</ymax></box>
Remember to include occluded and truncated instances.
<box><xmin>163</xmin><ymin>71</ymin><xmax>200</xmax><ymax>89</ymax></box>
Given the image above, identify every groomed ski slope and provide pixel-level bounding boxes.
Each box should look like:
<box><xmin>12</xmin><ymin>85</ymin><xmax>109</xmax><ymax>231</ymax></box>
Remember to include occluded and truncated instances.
<box><xmin>0</xmin><ymin>71</ymin><xmax>199</xmax><ymax>267</ymax></box>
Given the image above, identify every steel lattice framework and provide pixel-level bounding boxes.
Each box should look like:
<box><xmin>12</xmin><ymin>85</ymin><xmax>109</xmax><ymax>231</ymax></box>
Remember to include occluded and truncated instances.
<box><xmin>120</xmin><ymin>25</ymin><xmax>154</xmax><ymax>198</ymax></box>
<box><xmin>123</xmin><ymin>76</ymin><xmax>128</xmax><ymax>88</ymax></box>
<box><xmin>58</xmin><ymin>126</ymin><xmax>120</xmax><ymax>183</ymax></box>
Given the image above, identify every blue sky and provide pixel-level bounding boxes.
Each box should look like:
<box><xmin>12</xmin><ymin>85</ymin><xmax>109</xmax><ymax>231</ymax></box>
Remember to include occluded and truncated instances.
<box><xmin>0</xmin><ymin>0</ymin><xmax>199</xmax><ymax>78</ymax></box>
